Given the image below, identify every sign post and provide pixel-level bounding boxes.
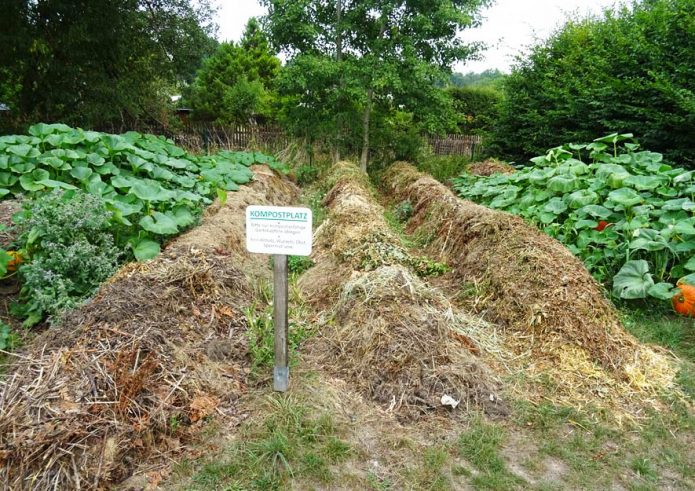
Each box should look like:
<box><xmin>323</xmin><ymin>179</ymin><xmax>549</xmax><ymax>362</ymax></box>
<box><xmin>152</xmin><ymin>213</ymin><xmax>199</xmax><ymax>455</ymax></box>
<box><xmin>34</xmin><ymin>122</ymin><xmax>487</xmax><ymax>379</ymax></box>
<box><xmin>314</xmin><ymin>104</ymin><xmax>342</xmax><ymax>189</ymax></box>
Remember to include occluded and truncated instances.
<box><xmin>272</xmin><ymin>253</ymin><xmax>289</xmax><ymax>391</ymax></box>
<box><xmin>246</xmin><ymin>205</ymin><xmax>313</xmax><ymax>392</ymax></box>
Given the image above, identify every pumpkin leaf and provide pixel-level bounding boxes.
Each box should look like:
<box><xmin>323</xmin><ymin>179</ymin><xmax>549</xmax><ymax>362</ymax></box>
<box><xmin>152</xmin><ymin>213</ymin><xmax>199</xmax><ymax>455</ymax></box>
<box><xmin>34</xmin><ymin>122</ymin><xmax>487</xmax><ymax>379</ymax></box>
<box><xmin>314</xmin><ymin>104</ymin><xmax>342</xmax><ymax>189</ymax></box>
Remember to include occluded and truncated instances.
<box><xmin>133</xmin><ymin>239</ymin><xmax>161</xmax><ymax>261</ymax></box>
<box><xmin>607</xmin><ymin>188</ymin><xmax>643</xmax><ymax>208</ymax></box>
<box><xmin>613</xmin><ymin>260</ymin><xmax>654</xmax><ymax>299</ymax></box>
<box><xmin>139</xmin><ymin>212</ymin><xmax>178</xmax><ymax>235</ymax></box>
<box><xmin>679</xmin><ymin>273</ymin><xmax>695</xmax><ymax>286</ymax></box>
<box><xmin>647</xmin><ymin>282</ymin><xmax>678</xmax><ymax>300</ymax></box>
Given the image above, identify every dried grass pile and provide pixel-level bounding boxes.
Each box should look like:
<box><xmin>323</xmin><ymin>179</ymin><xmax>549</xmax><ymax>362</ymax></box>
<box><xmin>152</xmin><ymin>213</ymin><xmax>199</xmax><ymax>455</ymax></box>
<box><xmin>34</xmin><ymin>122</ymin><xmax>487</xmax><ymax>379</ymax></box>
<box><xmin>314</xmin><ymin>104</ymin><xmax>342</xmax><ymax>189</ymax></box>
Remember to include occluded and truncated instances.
<box><xmin>0</xmin><ymin>167</ymin><xmax>298</xmax><ymax>489</ymax></box>
<box><xmin>466</xmin><ymin>159</ymin><xmax>515</xmax><ymax>176</ymax></box>
<box><xmin>382</xmin><ymin>163</ymin><xmax>690</xmax><ymax>418</ymax></box>
<box><xmin>382</xmin><ymin>162</ymin><xmax>635</xmax><ymax>370</ymax></box>
<box><xmin>301</xmin><ymin>162</ymin><xmax>506</xmax><ymax>418</ymax></box>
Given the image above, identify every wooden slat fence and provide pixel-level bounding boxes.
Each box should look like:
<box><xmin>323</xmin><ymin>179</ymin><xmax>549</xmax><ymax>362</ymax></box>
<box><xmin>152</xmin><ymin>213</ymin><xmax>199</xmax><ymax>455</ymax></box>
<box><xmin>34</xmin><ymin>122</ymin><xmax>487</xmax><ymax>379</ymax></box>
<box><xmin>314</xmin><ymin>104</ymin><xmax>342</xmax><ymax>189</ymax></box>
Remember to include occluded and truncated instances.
<box><xmin>100</xmin><ymin>122</ymin><xmax>483</xmax><ymax>157</ymax></box>
<box><xmin>170</xmin><ymin>124</ymin><xmax>289</xmax><ymax>153</ymax></box>
<box><xmin>428</xmin><ymin>134</ymin><xmax>483</xmax><ymax>157</ymax></box>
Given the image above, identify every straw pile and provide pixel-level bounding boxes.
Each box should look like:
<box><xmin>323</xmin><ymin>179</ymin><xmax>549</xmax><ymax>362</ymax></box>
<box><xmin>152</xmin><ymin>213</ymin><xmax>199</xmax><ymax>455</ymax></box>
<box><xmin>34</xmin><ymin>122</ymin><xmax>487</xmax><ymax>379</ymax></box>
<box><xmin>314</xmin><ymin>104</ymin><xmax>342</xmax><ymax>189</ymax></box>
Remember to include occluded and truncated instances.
<box><xmin>381</xmin><ymin>164</ymin><xmax>692</xmax><ymax>417</ymax></box>
<box><xmin>301</xmin><ymin>162</ymin><xmax>506</xmax><ymax>419</ymax></box>
<box><xmin>466</xmin><ymin>159</ymin><xmax>515</xmax><ymax>176</ymax></box>
<box><xmin>382</xmin><ymin>162</ymin><xmax>637</xmax><ymax>371</ymax></box>
<box><xmin>0</xmin><ymin>167</ymin><xmax>298</xmax><ymax>489</ymax></box>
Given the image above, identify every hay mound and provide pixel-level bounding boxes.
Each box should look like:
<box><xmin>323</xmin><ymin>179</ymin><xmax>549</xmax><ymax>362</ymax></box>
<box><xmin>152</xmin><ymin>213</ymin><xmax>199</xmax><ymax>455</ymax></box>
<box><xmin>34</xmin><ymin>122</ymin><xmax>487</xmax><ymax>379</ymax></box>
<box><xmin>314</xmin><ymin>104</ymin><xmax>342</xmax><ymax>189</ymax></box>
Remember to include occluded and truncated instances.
<box><xmin>382</xmin><ymin>162</ymin><xmax>636</xmax><ymax>371</ymax></box>
<box><xmin>301</xmin><ymin>162</ymin><xmax>506</xmax><ymax>418</ymax></box>
<box><xmin>466</xmin><ymin>159</ymin><xmax>515</xmax><ymax>176</ymax></box>
<box><xmin>0</xmin><ymin>167</ymin><xmax>298</xmax><ymax>489</ymax></box>
<box><xmin>332</xmin><ymin>265</ymin><xmax>505</xmax><ymax>417</ymax></box>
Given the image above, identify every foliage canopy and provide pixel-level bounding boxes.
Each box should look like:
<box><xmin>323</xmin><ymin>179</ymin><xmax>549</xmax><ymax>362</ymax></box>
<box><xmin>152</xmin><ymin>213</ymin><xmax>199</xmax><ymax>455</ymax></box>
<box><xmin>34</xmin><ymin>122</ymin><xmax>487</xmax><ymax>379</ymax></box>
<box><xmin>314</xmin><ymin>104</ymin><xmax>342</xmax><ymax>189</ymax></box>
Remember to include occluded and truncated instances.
<box><xmin>262</xmin><ymin>0</ymin><xmax>490</xmax><ymax>168</ymax></box>
<box><xmin>0</xmin><ymin>0</ymin><xmax>218</xmax><ymax>130</ymax></box>
<box><xmin>187</xmin><ymin>18</ymin><xmax>281</xmax><ymax>125</ymax></box>
<box><xmin>493</xmin><ymin>0</ymin><xmax>695</xmax><ymax>168</ymax></box>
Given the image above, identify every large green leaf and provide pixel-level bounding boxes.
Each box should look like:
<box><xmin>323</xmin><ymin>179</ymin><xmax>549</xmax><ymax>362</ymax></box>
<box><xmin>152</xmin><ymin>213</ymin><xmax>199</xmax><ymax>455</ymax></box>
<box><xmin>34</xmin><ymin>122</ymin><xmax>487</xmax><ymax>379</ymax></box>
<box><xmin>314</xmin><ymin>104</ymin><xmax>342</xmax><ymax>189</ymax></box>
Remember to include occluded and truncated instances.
<box><xmin>543</xmin><ymin>197</ymin><xmax>568</xmax><ymax>215</ymax></box>
<box><xmin>7</xmin><ymin>143</ymin><xmax>40</xmax><ymax>158</ymax></box>
<box><xmin>19</xmin><ymin>169</ymin><xmax>51</xmax><ymax>191</ymax></box>
<box><xmin>171</xmin><ymin>206</ymin><xmax>196</xmax><ymax>228</ymax></box>
<box><xmin>547</xmin><ymin>175</ymin><xmax>578</xmax><ymax>193</ymax></box>
<box><xmin>567</xmin><ymin>189</ymin><xmax>598</xmax><ymax>208</ymax></box>
<box><xmin>647</xmin><ymin>282</ymin><xmax>678</xmax><ymax>300</ymax></box>
<box><xmin>629</xmin><ymin>229</ymin><xmax>670</xmax><ymax>252</ymax></box>
<box><xmin>607</xmin><ymin>188</ymin><xmax>642</xmax><ymax>208</ymax></box>
<box><xmin>578</xmin><ymin>204</ymin><xmax>613</xmax><ymax>219</ymax></box>
<box><xmin>613</xmin><ymin>260</ymin><xmax>653</xmax><ymax>299</ymax></box>
<box><xmin>70</xmin><ymin>166</ymin><xmax>93</xmax><ymax>182</ymax></box>
<box><xmin>133</xmin><ymin>239</ymin><xmax>161</xmax><ymax>261</ymax></box>
<box><xmin>139</xmin><ymin>212</ymin><xmax>178</xmax><ymax>235</ymax></box>
<box><xmin>623</xmin><ymin>175</ymin><xmax>663</xmax><ymax>191</ymax></box>
<box><xmin>36</xmin><ymin>179</ymin><xmax>78</xmax><ymax>190</ymax></box>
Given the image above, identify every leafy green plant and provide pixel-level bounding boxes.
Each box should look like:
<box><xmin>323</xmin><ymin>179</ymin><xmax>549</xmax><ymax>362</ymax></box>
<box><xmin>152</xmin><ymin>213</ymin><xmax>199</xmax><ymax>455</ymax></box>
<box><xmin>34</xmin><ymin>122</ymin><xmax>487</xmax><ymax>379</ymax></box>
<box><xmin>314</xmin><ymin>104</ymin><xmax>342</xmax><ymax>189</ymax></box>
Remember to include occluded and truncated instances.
<box><xmin>288</xmin><ymin>256</ymin><xmax>314</xmax><ymax>275</ymax></box>
<box><xmin>295</xmin><ymin>165</ymin><xmax>319</xmax><ymax>186</ymax></box>
<box><xmin>454</xmin><ymin>134</ymin><xmax>695</xmax><ymax>303</ymax></box>
<box><xmin>14</xmin><ymin>190</ymin><xmax>122</xmax><ymax>325</ymax></box>
<box><xmin>0</xmin><ymin>322</ymin><xmax>18</xmax><ymax>351</ymax></box>
<box><xmin>393</xmin><ymin>200</ymin><xmax>414</xmax><ymax>222</ymax></box>
<box><xmin>0</xmin><ymin>123</ymin><xmax>285</xmax><ymax>261</ymax></box>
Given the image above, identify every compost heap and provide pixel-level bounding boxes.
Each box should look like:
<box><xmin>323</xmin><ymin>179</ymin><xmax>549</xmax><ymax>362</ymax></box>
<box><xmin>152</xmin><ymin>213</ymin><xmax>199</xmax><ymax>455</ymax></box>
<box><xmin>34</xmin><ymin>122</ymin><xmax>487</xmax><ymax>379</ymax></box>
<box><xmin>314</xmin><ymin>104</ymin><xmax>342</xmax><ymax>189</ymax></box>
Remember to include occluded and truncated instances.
<box><xmin>0</xmin><ymin>166</ymin><xmax>298</xmax><ymax>489</ymax></box>
<box><xmin>300</xmin><ymin>162</ymin><xmax>506</xmax><ymax>419</ymax></box>
<box><xmin>466</xmin><ymin>159</ymin><xmax>515</xmax><ymax>177</ymax></box>
<box><xmin>382</xmin><ymin>163</ymin><xmax>684</xmax><ymax>415</ymax></box>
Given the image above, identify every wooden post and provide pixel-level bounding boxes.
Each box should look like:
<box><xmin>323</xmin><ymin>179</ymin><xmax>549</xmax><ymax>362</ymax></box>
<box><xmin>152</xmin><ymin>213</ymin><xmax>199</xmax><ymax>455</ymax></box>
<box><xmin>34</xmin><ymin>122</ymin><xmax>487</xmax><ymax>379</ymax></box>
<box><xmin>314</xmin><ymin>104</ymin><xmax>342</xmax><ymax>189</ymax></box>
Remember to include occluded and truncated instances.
<box><xmin>273</xmin><ymin>254</ymin><xmax>289</xmax><ymax>391</ymax></box>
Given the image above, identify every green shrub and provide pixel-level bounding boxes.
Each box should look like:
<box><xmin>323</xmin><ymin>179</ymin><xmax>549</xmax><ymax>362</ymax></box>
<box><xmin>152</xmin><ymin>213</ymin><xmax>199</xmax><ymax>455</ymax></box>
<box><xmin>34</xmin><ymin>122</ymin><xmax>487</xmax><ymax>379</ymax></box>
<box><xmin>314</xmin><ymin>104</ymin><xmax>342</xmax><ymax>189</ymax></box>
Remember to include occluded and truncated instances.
<box><xmin>494</xmin><ymin>0</ymin><xmax>695</xmax><ymax>168</ymax></box>
<box><xmin>14</xmin><ymin>190</ymin><xmax>123</xmax><ymax>324</ymax></box>
<box><xmin>288</xmin><ymin>255</ymin><xmax>314</xmax><ymax>275</ymax></box>
<box><xmin>295</xmin><ymin>165</ymin><xmax>319</xmax><ymax>186</ymax></box>
<box><xmin>394</xmin><ymin>200</ymin><xmax>414</xmax><ymax>222</ymax></box>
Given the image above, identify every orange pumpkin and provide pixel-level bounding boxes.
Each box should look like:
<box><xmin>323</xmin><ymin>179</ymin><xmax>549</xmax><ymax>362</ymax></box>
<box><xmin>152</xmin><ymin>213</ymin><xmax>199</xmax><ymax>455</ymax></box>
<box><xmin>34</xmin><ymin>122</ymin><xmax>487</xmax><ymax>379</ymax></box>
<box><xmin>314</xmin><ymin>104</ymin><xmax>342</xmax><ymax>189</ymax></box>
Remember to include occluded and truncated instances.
<box><xmin>6</xmin><ymin>251</ymin><xmax>22</xmax><ymax>273</ymax></box>
<box><xmin>672</xmin><ymin>283</ymin><xmax>695</xmax><ymax>317</ymax></box>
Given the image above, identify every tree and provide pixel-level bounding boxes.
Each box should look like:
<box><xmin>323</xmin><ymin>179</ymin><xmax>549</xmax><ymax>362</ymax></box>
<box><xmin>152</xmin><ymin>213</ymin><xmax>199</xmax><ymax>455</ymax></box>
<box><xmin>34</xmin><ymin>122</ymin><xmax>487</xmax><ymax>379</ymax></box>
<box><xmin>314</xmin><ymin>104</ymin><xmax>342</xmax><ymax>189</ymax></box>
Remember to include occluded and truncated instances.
<box><xmin>493</xmin><ymin>0</ymin><xmax>695</xmax><ymax>167</ymax></box>
<box><xmin>187</xmin><ymin>18</ymin><xmax>281</xmax><ymax>125</ymax></box>
<box><xmin>447</xmin><ymin>85</ymin><xmax>502</xmax><ymax>137</ymax></box>
<box><xmin>0</xmin><ymin>0</ymin><xmax>218</xmax><ymax>130</ymax></box>
<box><xmin>450</xmin><ymin>69</ymin><xmax>505</xmax><ymax>89</ymax></box>
<box><xmin>262</xmin><ymin>0</ymin><xmax>490</xmax><ymax>170</ymax></box>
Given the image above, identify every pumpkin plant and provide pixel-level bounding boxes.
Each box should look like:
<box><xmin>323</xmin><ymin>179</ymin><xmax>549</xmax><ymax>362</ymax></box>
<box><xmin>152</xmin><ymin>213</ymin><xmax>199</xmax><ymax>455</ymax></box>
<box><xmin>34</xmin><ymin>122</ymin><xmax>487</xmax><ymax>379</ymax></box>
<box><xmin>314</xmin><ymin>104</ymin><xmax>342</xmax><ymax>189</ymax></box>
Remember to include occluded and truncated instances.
<box><xmin>0</xmin><ymin>123</ymin><xmax>289</xmax><ymax>328</ymax></box>
<box><xmin>0</xmin><ymin>123</ymin><xmax>286</xmax><ymax>262</ymax></box>
<box><xmin>454</xmin><ymin>133</ymin><xmax>695</xmax><ymax>305</ymax></box>
<box><xmin>672</xmin><ymin>278</ymin><xmax>695</xmax><ymax>317</ymax></box>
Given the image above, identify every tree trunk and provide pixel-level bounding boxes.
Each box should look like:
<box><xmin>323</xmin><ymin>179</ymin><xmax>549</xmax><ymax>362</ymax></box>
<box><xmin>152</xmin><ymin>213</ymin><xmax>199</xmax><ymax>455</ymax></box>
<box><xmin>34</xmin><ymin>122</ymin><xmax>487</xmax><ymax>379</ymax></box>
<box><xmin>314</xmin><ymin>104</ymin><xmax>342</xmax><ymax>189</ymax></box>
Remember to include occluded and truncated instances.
<box><xmin>360</xmin><ymin>89</ymin><xmax>373</xmax><ymax>172</ymax></box>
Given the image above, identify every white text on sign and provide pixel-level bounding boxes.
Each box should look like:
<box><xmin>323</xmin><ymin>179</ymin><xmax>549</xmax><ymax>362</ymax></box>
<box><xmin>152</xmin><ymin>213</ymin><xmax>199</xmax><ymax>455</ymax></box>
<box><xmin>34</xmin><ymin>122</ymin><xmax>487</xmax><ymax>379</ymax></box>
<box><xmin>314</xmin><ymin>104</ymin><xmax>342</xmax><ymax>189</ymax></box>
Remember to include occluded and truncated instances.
<box><xmin>246</xmin><ymin>205</ymin><xmax>313</xmax><ymax>256</ymax></box>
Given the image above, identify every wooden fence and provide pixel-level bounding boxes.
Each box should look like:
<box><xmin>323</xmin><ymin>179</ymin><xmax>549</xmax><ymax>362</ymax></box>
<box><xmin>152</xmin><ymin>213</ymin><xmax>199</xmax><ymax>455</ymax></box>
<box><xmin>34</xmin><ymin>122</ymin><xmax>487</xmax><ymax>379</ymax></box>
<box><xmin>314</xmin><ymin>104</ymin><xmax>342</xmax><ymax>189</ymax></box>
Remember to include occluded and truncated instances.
<box><xmin>100</xmin><ymin>122</ymin><xmax>483</xmax><ymax>157</ymax></box>
<box><xmin>171</xmin><ymin>124</ymin><xmax>289</xmax><ymax>153</ymax></box>
<box><xmin>428</xmin><ymin>134</ymin><xmax>484</xmax><ymax>157</ymax></box>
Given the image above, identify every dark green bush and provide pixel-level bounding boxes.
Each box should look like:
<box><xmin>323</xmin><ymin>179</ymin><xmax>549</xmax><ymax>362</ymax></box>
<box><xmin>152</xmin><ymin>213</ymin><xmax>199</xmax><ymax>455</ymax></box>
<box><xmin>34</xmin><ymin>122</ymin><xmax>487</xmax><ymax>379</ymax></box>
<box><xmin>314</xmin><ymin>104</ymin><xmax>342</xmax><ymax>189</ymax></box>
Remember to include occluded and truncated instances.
<box><xmin>494</xmin><ymin>0</ymin><xmax>695</xmax><ymax>168</ymax></box>
<box><xmin>447</xmin><ymin>86</ymin><xmax>502</xmax><ymax>137</ymax></box>
<box><xmin>295</xmin><ymin>164</ymin><xmax>319</xmax><ymax>186</ymax></box>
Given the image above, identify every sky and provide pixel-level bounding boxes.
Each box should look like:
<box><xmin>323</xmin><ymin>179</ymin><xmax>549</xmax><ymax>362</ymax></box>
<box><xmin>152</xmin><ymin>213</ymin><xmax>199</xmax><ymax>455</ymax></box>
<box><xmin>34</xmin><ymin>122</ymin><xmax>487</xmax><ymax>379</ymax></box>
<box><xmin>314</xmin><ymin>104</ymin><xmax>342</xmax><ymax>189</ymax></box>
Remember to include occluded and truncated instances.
<box><xmin>215</xmin><ymin>0</ymin><xmax>623</xmax><ymax>73</ymax></box>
